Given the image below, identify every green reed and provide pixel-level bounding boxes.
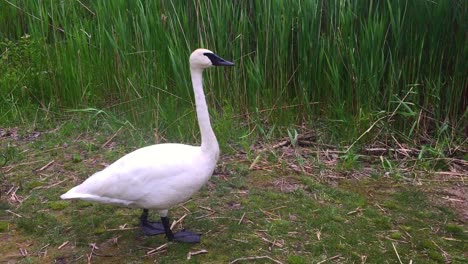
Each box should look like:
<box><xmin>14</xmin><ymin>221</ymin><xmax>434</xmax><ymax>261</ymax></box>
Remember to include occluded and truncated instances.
<box><xmin>1</xmin><ymin>0</ymin><xmax>466</xmax><ymax>143</ymax></box>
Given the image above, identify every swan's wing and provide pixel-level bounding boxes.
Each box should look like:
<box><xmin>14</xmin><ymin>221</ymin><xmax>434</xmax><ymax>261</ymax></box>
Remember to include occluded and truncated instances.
<box><xmin>61</xmin><ymin>144</ymin><xmax>203</xmax><ymax>206</ymax></box>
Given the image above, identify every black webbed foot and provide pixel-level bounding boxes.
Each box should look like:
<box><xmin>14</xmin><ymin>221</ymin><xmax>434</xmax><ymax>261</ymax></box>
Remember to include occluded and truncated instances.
<box><xmin>141</xmin><ymin>221</ymin><xmax>165</xmax><ymax>236</ymax></box>
<box><xmin>172</xmin><ymin>229</ymin><xmax>201</xmax><ymax>243</ymax></box>
<box><xmin>140</xmin><ymin>209</ymin><xmax>165</xmax><ymax>236</ymax></box>
<box><xmin>140</xmin><ymin>209</ymin><xmax>202</xmax><ymax>242</ymax></box>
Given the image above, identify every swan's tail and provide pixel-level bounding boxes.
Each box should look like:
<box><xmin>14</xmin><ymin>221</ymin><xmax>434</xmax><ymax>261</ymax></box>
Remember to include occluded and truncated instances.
<box><xmin>61</xmin><ymin>188</ymin><xmax>134</xmax><ymax>206</ymax></box>
<box><xmin>60</xmin><ymin>191</ymin><xmax>95</xmax><ymax>200</ymax></box>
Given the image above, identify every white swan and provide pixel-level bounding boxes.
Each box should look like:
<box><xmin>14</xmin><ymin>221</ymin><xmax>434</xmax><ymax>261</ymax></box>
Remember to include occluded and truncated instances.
<box><xmin>61</xmin><ymin>49</ymin><xmax>234</xmax><ymax>243</ymax></box>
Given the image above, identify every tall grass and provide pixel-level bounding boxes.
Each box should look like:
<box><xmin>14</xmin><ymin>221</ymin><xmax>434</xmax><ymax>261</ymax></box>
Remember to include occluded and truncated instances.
<box><xmin>1</xmin><ymin>0</ymin><xmax>466</xmax><ymax>144</ymax></box>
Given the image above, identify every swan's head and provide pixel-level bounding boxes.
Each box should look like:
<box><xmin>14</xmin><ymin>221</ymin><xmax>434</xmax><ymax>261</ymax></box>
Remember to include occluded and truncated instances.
<box><xmin>189</xmin><ymin>48</ymin><xmax>234</xmax><ymax>69</ymax></box>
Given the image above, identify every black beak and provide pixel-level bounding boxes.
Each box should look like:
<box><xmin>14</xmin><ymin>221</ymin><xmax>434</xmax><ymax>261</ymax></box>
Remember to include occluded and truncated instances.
<box><xmin>204</xmin><ymin>52</ymin><xmax>235</xmax><ymax>66</ymax></box>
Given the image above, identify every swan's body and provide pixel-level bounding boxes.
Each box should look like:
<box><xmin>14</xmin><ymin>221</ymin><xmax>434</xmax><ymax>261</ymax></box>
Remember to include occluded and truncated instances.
<box><xmin>61</xmin><ymin>144</ymin><xmax>216</xmax><ymax>210</ymax></box>
<box><xmin>61</xmin><ymin>49</ymin><xmax>234</xmax><ymax>243</ymax></box>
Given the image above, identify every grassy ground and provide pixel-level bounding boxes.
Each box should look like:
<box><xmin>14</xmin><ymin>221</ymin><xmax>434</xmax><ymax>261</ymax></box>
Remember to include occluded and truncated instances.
<box><xmin>1</xmin><ymin>120</ymin><xmax>466</xmax><ymax>264</ymax></box>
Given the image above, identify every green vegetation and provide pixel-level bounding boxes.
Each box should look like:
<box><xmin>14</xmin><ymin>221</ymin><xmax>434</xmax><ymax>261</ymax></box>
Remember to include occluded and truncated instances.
<box><xmin>1</xmin><ymin>0</ymin><xmax>466</xmax><ymax>146</ymax></box>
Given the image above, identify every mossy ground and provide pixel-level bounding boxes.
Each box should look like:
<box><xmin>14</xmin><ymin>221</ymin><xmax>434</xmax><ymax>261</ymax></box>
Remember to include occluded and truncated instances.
<box><xmin>0</xmin><ymin>122</ymin><xmax>466</xmax><ymax>263</ymax></box>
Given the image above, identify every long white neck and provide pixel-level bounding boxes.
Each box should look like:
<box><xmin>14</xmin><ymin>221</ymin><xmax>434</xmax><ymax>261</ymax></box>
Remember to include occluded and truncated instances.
<box><xmin>190</xmin><ymin>66</ymin><xmax>219</xmax><ymax>156</ymax></box>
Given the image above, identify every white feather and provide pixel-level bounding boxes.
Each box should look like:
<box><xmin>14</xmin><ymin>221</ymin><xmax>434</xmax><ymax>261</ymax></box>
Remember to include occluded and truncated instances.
<box><xmin>61</xmin><ymin>144</ymin><xmax>217</xmax><ymax>209</ymax></box>
<box><xmin>61</xmin><ymin>49</ymin><xmax>231</xmax><ymax>216</ymax></box>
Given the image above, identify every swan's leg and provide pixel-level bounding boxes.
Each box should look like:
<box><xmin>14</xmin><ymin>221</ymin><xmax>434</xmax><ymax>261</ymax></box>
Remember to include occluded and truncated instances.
<box><xmin>160</xmin><ymin>216</ymin><xmax>201</xmax><ymax>243</ymax></box>
<box><xmin>160</xmin><ymin>216</ymin><xmax>174</xmax><ymax>240</ymax></box>
<box><xmin>140</xmin><ymin>209</ymin><xmax>165</xmax><ymax>236</ymax></box>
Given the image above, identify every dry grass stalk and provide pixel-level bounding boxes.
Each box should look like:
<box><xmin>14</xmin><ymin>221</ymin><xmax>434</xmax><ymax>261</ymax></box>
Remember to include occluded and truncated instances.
<box><xmin>37</xmin><ymin>160</ymin><xmax>55</xmax><ymax>171</ymax></box>
<box><xmin>33</xmin><ymin>179</ymin><xmax>67</xmax><ymax>190</ymax></box>
<box><xmin>238</xmin><ymin>212</ymin><xmax>246</xmax><ymax>224</ymax></box>
<box><xmin>104</xmin><ymin>226</ymin><xmax>138</xmax><ymax>231</ymax></box>
<box><xmin>392</xmin><ymin>242</ymin><xmax>403</xmax><ymax>264</ymax></box>
<box><xmin>441</xmin><ymin>197</ymin><xmax>464</xmax><ymax>202</ymax></box>
<box><xmin>5</xmin><ymin>209</ymin><xmax>22</xmax><ymax>218</ymax></box>
<box><xmin>198</xmin><ymin>205</ymin><xmax>215</xmax><ymax>212</ymax></box>
<box><xmin>18</xmin><ymin>247</ymin><xmax>28</xmax><ymax>257</ymax></box>
<box><xmin>180</xmin><ymin>204</ymin><xmax>191</xmax><ymax>212</ymax></box>
<box><xmin>101</xmin><ymin>126</ymin><xmax>123</xmax><ymax>148</ymax></box>
<box><xmin>170</xmin><ymin>214</ymin><xmax>187</xmax><ymax>230</ymax></box>
<box><xmin>317</xmin><ymin>254</ymin><xmax>341</xmax><ymax>264</ymax></box>
<box><xmin>432</xmin><ymin>240</ymin><xmax>451</xmax><ymax>262</ymax></box>
<box><xmin>442</xmin><ymin>237</ymin><xmax>462</xmax><ymax>242</ymax></box>
<box><xmin>346</xmin><ymin>87</ymin><xmax>417</xmax><ymax>154</ymax></box>
<box><xmin>346</xmin><ymin>207</ymin><xmax>363</xmax><ymax>215</ymax></box>
<box><xmin>229</xmin><ymin>255</ymin><xmax>283</xmax><ymax>264</ymax></box>
<box><xmin>249</xmin><ymin>155</ymin><xmax>262</xmax><ymax>170</ymax></box>
<box><xmin>195</xmin><ymin>211</ymin><xmax>216</xmax><ymax>219</ymax></box>
<box><xmin>186</xmin><ymin>249</ymin><xmax>208</xmax><ymax>259</ymax></box>
<box><xmin>146</xmin><ymin>243</ymin><xmax>168</xmax><ymax>256</ymax></box>
<box><xmin>260</xmin><ymin>237</ymin><xmax>284</xmax><ymax>248</ymax></box>
<box><xmin>2</xmin><ymin>159</ymin><xmax>46</xmax><ymax>173</ymax></box>
<box><xmin>37</xmin><ymin>243</ymin><xmax>50</xmax><ymax>257</ymax></box>
<box><xmin>232</xmin><ymin>238</ymin><xmax>248</xmax><ymax>243</ymax></box>
<box><xmin>57</xmin><ymin>241</ymin><xmax>69</xmax><ymax>249</ymax></box>
<box><xmin>260</xmin><ymin>209</ymin><xmax>281</xmax><ymax>221</ymax></box>
<box><xmin>6</xmin><ymin>185</ymin><xmax>18</xmax><ymax>196</ymax></box>
<box><xmin>87</xmin><ymin>243</ymin><xmax>99</xmax><ymax>264</ymax></box>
